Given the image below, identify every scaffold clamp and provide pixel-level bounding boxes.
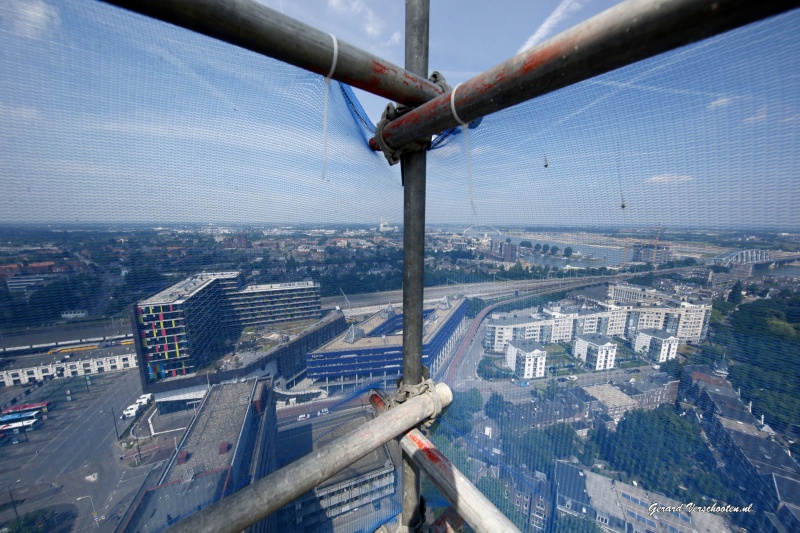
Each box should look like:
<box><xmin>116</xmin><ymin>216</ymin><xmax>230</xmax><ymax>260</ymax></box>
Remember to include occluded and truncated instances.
<box><xmin>374</xmin><ymin>72</ymin><xmax>450</xmax><ymax>167</ymax></box>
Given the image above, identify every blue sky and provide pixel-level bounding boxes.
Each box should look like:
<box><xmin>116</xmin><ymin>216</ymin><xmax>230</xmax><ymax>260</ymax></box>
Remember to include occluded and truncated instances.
<box><xmin>0</xmin><ymin>0</ymin><xmax>797</xmax><ymax>229</ymax></box>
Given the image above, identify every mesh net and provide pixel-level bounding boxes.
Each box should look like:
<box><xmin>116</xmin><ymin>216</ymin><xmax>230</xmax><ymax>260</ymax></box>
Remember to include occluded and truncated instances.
<box><xmin>0</xmin><ymin>1</ymin><xmax>799</xmax><ymax>532</ymax></box>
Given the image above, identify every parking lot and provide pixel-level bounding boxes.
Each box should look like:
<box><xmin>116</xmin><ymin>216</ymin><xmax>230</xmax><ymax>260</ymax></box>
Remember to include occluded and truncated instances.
<box><xmin>0</xmin><ymin>370</ymin><xmax>150</xmax><ymax>531</ymax></box>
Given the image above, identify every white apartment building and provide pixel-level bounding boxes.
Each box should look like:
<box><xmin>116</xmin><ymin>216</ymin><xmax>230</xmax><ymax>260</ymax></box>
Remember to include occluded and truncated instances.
<box><xmin>505</xmin><ymin>340</ymin><xmax>547</xmax><ymax>379</ymax></box>
<box><xmin>634</xmin><ymin>329</ymin><xmax>680</xmax><ymax>363</ymax></box>
<box><xmin>574</xmin><ymin>335</ymin><xmax>617</xmax><ymax>371</ymax></box>
<box><xmin>484</xmin><ymin>300</ymin><xmax>710</xmax><ymax>353</ymax></box>
<box><xmin>0</xmin><ymin>353</ymin><xmax>138</xmax><ymax>387</ymax></box>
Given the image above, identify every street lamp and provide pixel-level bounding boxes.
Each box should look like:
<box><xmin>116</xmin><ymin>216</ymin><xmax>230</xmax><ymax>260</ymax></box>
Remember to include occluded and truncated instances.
<box><xmin>7</xmin><ymin>482</ymin><xmax>19</xmax><ymax>521</ymax></box>
<box><xmin>77</xmin><ymin>496</ymin><xmax>99</xmax><ymax>529</ymax></box>
<box><xmin>110</xmin><ymin>406</ymin><xmax>119</xmax><ymax>439</ymax></box>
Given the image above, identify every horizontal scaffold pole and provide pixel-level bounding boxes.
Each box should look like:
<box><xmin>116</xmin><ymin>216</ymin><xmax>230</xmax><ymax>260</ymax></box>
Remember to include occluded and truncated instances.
<box><xmin>102</xmin><ymin>0</ymin><xmax>445</xmax><ymax>107</ymax></box>
<box><xmin>369</xmin><ymin>0</ymin><xmax>800</xmax><ymax>152</ymax></box>
<box><xmin>165</xmin><ymin>383</ymin><xmax>453</xmax><ymax>533</ymax></box>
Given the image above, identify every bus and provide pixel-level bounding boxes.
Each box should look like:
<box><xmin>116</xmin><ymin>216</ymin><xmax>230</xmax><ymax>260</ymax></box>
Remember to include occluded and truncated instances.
<box><xmin>2</xmin><ymin>401</ymin><xmax>50</xmax><ymax>415</ymax></box>
<box><xmin>0</xmin><ymin>419</ymin><xmax>39</xmax><ymax>433</ymax></box>
<box><xmin>0</xmin><ymin>411</ymin><xmax>40</xmax><ymax>424</ymax></box>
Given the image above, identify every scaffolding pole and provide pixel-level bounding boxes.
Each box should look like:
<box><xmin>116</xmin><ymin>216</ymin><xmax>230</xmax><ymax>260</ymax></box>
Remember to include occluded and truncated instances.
<box><xmin>166</xmin><ymin>383</ymin><xmax>453</xmax><ymax>533</ymax></box>
<box><xmin>369</xmin><ymin>391</ymin><xmax>519</xmax><ymax>533</ymax></box>
<box><xmin>369</xmin><ymin>0</ymin><xmax>800</xmax><ymax>152</ymax></box>
<box><xmin>400</xmin><ymin>1</ymin><xmax>430</xmax><ymax>530</ymax></box>
<box><xmin>102</xmin><ymin>0</ymin><xmax>444</xmax><ymax>108</ymax></box>
<box><xmin>400</xmin><ymin>428</ymin><xmax>521</xmax><ymax>533</ymax></box>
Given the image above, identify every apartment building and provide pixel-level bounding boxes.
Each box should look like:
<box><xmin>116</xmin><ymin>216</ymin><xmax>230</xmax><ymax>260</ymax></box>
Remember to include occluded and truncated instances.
<box><xmin>575</xmin><ymin>335</ymin><xmax>617</xmax><ymax>371</ymax></box>
<box><xmin>633</xmin><ymin>329</ymin><xmax>680</xmax><ymax>363</ymax></box>
<box><xmin>505</xmin><ymin>339</ymin><xmax>547</xmax><ymax>379</ymax></box>
<box><xmin>484</xmin><ymin>299</ymin><xmax>710</xmax><ymax>354</ymax></box>
<box><xmin>133</xmin><ymin>272</ymin><xmax>320</xmax><ymax>386</ymax></box>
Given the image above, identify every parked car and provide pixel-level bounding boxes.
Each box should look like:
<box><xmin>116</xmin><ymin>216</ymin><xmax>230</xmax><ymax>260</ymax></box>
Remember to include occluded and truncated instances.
<box><xmin>121</xmin><ymin>404</ymin><xmax>140</xmax><ymax>419</ymax></box>
<box><xmin>136</xmin><ymin>394</ymin><xmax>153</xmax><ymax>406</ymax></box>
<box><xmin>297</xmin><ymin>414</ymin><xmax>310</xmax><ymax>421</ymax></box>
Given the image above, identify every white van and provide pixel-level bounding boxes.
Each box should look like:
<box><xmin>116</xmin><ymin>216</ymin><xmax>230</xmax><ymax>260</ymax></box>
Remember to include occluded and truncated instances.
<box><xmin>121</xmin><ymin>404</ymin><xmax>140</xmax><ymax>419</ymax></box>
<box><xmin>136</xmin><ymin>394</ymin><xmax>153</xmax><ymax>406</ymax></box>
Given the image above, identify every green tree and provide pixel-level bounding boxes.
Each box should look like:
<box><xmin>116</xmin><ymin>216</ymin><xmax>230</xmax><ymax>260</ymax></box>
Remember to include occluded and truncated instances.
<box><xmin>534</xmin><ymin>243</ymin><xmax>542</xmax><ymax>252</ymax></box>
<box><xmin>550</xmin><ymin>246</ymin><xmax>560</xmax><ymax>255</ymax></box>
<box><xmin>477</xmin><ymin>356</ymin><xmax>513</xmax><ymax>380</ymax></box>
<box><xmin>519</xmin><ymin>241</ymin><xmax>532</xmax><ymax>248</ymax></box>
<box><xmin>485</xmin><ymin>392</ymin><xmax>508</xmax><ymax>420</ymax></box>
<box><xmin>466</xmin><ymin>297</ymin><xmax>487</xmax><ymax>318</ymax></box>
<box><xmin>545</xmin><ymin>423</ymin><xmax>579</xmax><ymax>458</ymax></box>
<box><xmin>8</xmin><ymin>510</ymin><xmax>55</xmax><ymax>533</ymax></box>
<box><xmin>728</xmin><ymin>280</ymin><xmax>744</xmax><ymax>304</ymax></box>
<box><xmin>541</xmin><ymin>244</ymin><xmax>550</xmax><ymax>254</ymax></box>
<box><xmin>563</xmin><ymin>246</ymin><xmax>573</xmax><ymax>258</ymax></box>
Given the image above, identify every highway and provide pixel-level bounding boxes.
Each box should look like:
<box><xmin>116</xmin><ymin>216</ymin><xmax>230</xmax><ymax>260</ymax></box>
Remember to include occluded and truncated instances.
<box><xmin>323</xmin><ymin>276</ymin><xmax>612</xmax><ymax>318</ymax></box>
<box><xmin>322</xmin><ymin>269</ymin><xmax>692</xmax><ymax>317</ymax></box>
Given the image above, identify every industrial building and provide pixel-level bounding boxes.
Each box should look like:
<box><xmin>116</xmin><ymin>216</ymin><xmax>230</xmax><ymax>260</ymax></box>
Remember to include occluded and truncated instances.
<box><xmin>120</xmin><ymin>377</ymin><xmax>277</xmax><ymax>533</ymax></box>
<box><xmin>306</xmin><ymin>297</ymin><xmax>467</xmax><ymax>389</ymax></box>
<box><xmin>132</xmin><ymin>272</ymin><xmax>320</xmax><ymax>386</ymax></box>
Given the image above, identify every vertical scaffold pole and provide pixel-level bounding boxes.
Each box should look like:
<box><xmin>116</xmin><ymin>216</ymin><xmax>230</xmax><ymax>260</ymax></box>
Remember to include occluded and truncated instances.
<box><xmin>401</xmin><ymin>0</ymin><xmax>429</xmax><ymax>530</ymax></box>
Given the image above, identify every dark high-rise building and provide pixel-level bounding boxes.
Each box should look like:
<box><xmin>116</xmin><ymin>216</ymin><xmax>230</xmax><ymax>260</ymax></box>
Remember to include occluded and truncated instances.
<box><xmin>132</xmin><ymin>272</ymin><xmax>320</xmax><ymax>386</ymax></box>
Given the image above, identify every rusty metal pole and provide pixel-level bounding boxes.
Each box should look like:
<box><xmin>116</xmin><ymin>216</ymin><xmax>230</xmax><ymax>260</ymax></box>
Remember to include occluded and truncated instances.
<box><xmin>102</xmin><ymin>0</ymin><xmax>444</xmax><ymax>108</ymax></box>
<box><xmin>400</xmin><ymin>428</ymin><xmax>521</xmax><ymax>533</ymax></box>
<box><xmin>400</xmin><ymin>0</ymin><xmax>430</xmax><ymax>530</ymax></box>
<box><xmin>369</xmin><ymin>0</ymin><xmax>800</xmax><ymax>153</ymax></box>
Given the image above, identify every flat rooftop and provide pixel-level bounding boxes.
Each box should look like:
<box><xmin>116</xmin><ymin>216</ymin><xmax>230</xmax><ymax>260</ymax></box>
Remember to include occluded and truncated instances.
<box><xmin>164</xmin><ymin>379</ymin><xmax>255</xmax><ymax>484</ymax></box>
<box><xmin>584</xmin><ymin>384</ymin><xmax>638</xmax><ymax>410</ymax></box>
<box><xmin>139</xmin><ymin>271</ymin><xmax>241</xmax><ymax>306</ymax></box>
<box><xmin>124</xmin><ymin>379</ymin><xmax>258</xmax><ymax>533</ymax></box>
<box><xmin>313</xmin><ymin>297</ymin><xmax>464</xmax><ymax>353</ymax></box>
<box><xmin>237</xmin><ymin>280</ymin><xmax>317</xmax><ymax>294</ymax></box>
<box><xmin>584</xmin><ymin>469</ymin><xmax>732</xmax><ymax>532</ymax></box>
<box><xmin>717</xmin><ymin>416</ymin><xmax>764</xmax><ymax>437</ymax></box>
<box><xmin>576</xmin><ymin>334</ymin><xmax>614</xmax><ymax>345</ymax></box>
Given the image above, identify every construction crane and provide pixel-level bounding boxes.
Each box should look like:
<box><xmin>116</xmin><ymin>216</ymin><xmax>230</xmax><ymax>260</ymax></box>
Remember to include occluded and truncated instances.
<box><xmin>622</xmin><ymin>238</ymin><xmax>630</xmax><ymax>268</ymax></box>
<box><xmin>652</xmin><ymin>224</ymin><xmax>662</xmax><ymax>265</ymax></box>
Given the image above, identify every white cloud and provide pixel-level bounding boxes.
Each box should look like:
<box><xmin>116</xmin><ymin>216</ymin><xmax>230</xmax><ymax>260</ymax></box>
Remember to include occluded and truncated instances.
<box><xmin>0</xmin><ymin>102</ymin><xmax>38</xmax><ymax>122</ymax></box>
<box><xmin>517</xmin><ymin>0</ymin><xmax>589</xmax><ymax>54</ymax></box>
<box><xmin>645</xmin><ymin>174</ymin><xmax>693</xmax><ymax>185</ymax></box>
<box><xmin>743</xmin><ymin>106</ymin><xmax>767</xmax><ymax>123</ymax></box>
<box><xmin>383</xmin><ymin>31</ymin><xmax>401</xmax><ymax>47</ymax></box>
<box><xmin>327</xmin><ymin>0</ymin><xmax>385</xmax><ymax>38</ymax></box>
<box><xmin>1</xmin><ymin>0</ymin><xmax>60</xmax><ymax>40</ymax></box>
<box><xmin>708</xmin><ymin>97</ymin><xmax>733</xmax><ymax>109</ymax></box>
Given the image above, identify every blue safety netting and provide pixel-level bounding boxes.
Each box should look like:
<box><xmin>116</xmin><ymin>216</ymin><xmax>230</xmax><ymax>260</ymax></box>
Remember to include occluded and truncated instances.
<box><xmin>0</xmin><ymin>0</ymin><xmax>798</xmax><ymax>532</ymax></box>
